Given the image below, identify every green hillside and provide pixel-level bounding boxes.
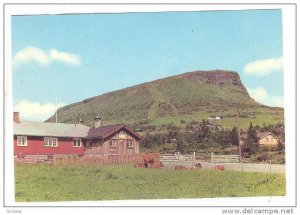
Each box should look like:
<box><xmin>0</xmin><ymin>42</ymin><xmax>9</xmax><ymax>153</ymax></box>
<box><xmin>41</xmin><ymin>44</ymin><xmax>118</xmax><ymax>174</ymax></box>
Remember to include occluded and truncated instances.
<box><xmin>46</xmin><ymin>70</ymin><xmax>284</xmax><ymax>130</ymax></box>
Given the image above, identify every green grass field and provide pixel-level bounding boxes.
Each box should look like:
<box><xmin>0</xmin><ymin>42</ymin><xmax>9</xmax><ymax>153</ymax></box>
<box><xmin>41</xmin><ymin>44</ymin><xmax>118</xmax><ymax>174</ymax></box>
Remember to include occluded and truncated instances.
<box><xmin>14</xmin><ymin>164</ymin><xmax>286</xmax><ymax>202</ymax></box>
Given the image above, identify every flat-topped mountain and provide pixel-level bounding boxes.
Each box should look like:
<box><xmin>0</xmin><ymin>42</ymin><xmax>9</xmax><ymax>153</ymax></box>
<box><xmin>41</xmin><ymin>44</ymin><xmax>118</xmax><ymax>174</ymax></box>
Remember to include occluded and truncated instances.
<box><xmin>47</xmin><ymin>70</ymin><xmax>283</xmax><ymax>129</ymax></box>
<box><xmin>180</xmin><ymin>70</ymin><xmax>244</xmax><ymax>87</ymax></box>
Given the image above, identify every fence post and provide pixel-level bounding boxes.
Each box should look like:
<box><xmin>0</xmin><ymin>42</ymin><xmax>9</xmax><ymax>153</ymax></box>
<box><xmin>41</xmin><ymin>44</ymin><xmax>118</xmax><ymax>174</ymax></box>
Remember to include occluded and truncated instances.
<box><xmin>193</xmin><ymin>152</ymin><xmax>196</xmax><ymax>164</ymax></box>
<box><xmin>211</xmin><ymin>153</ymin><xmax>214</xmax><ymax>163</ymax></box>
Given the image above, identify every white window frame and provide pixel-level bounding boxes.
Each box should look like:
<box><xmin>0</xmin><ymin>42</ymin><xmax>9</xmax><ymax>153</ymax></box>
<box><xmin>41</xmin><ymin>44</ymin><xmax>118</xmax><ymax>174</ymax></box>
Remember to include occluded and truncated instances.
<box><xmin>17</xmin><ymin>136</ymin><xmax>27</xmax><ymax>146</ymax></box>
<box><xmin>73</xmin><ymin>138</ymin><xmax>82</xmax><ymax>147</ymax></box>
<box><xmin>109</xmin><ymin>140</ymin><xmax>117</xmax><ymax>148</ymax></box>
<box><xmin>44</xmin><ymin>137</ymin><xmax>58</xmax><ymax>147</ymax></box>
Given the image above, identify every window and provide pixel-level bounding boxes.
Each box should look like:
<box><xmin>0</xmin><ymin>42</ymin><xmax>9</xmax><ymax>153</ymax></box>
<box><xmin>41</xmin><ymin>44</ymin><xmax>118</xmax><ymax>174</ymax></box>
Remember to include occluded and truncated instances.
<box><xmin>73</xmin><ymin>138</ymin><xmax>81</xmax><ymax>147</ymax></box>
<box><xmin>17</xmin><ymin>136</ymin><xmax>27</xmax><ymax>146</ymax></box>
<box><xmin>118</xmin><ymin>131</ymin><xmax>126</xmax><ymax>138</ymax></box>
<box><xmin>109</xmin><ymin>140</ymin><xmax>117</xmax><ymax>147</ymax></box>
<box><xmin>127</xmin><ymin>140</ymin><xmax>134</xmax><ymax>148</ymax></box>
<box><xmin>44</xmin><ymin>137</ymin><xmax>58</xmax><ymax>147</ymax></box>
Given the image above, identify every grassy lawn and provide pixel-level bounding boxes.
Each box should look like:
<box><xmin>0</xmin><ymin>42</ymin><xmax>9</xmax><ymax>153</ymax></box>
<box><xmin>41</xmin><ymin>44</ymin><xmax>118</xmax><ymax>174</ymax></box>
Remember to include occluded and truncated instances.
<box><xmin>15</xmin><ymin>164</ymin><xmax>286</xmax><ymax>202</ymax></box>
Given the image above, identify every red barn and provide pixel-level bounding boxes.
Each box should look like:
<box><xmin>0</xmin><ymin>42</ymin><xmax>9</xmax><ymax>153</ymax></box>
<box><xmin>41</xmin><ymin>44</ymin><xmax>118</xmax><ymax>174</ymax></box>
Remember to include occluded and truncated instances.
<box><xmin>13</xmin><ymin>112</ymin><xmax>142</xmax><ymax>157</ymax></box>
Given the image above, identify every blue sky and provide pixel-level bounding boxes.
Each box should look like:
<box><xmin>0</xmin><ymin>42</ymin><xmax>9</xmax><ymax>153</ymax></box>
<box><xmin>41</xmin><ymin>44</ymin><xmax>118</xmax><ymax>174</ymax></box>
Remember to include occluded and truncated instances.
<box><xmin>11</xmin><ymin>9</ymin><xmax>284</xmax><ymax>121</ymax></box>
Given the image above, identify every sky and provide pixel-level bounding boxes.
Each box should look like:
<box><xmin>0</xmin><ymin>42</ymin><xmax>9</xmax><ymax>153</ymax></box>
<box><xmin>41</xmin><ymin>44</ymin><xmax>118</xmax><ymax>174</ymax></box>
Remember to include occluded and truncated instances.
<box><xmin>11</xmin><ymin>9</ymin><xmax>284</xmax><ymax>121</ymax></box>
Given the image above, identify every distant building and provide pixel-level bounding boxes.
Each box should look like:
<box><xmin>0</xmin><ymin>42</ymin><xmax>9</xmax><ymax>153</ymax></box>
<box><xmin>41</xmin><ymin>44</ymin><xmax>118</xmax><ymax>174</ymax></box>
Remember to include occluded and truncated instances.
<box><xmin>13</xmin><ymin>112</ymin><xmax>142</xmax><ymax>157</ymax></box>
<box><xmin>257</xmin><ymin>131</ymin><xmax>279</xmax><ymax>146</ymax></box>
<box><xmin>240</xmin><ymin>131</ymin><xmax>278</xmax><ymax>146</ymax></box>
<box><xmin>208</xmin><ymin>116</ymin><xmax>222</xmax><ymax>120</ymax></box>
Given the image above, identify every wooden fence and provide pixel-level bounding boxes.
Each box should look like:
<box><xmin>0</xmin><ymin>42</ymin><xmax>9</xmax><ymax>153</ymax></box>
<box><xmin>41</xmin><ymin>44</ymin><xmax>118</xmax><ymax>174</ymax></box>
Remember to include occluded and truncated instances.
<box><xmin>14</xmin><ymin>153</ymin><xmax>160</xmax><ymax>165</ymax></box>
<box><xmin>210</xmin><ymin>153</ymin><xmax>239</xmax><ymax>163</ymax></box>
<box><xmin>160</xmin><ymin>152</ymin><xmax>195</xmax><ymax>164</ymax></box>
<box><xmin>14</xmin><ymin>155</ymin><xmax>52</xmax><ymax>164</ymax></box>
<box><xmin>53</xmin><ymin>153</ymin><xmax>160</xmax><ymax>165</ymax></box>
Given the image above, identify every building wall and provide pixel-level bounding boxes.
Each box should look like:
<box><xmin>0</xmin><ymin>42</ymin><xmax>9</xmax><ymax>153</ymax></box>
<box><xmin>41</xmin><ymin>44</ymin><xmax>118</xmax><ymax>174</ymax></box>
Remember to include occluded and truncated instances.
<box><xmin>14</xmin><ymin>135</ymin><xmax>85</xmax><ymax>157</ymax></box>
<box><xmin>259</xmin><ymin>134</ymin><xmax>278</xmax><ymax>145</ymax></box>
<box><xmin>84</xmin><ymin>129</ymin><xmax>140</xmax><ymax>155</ymax></box>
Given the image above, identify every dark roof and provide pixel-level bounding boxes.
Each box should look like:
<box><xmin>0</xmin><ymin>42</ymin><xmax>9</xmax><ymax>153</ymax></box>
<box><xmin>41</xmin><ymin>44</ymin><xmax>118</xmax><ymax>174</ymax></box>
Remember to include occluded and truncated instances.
<box><xmin>87</xmin><ymin>123</ymin><xmax>143</xmax><ymax>140</ymax></box>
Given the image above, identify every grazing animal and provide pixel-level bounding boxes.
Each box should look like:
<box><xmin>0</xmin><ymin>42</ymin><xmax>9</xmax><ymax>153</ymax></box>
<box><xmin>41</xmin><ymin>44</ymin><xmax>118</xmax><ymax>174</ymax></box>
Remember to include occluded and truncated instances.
<box><xmin>214</xmin><ymin>165</ymin><xmax>225</xmax><ymax>171</ymax></box>
<box><xmin>194</xmin><ymin>162</ymin><xmax>202</xmax><ymax>169</ymax></box>
<box><xmin>151</xmin><ymin>161</ymin><xmax>164</xmax><ymax>169</ymax></box>
<box><xmin>134</xmin><ymin>154</ymin><xmax>160</xmax><ymax>168</ymax></box>
<box><xmin>143</xmin><ymin>154</ymin><xmax>155</xmax><ymax>168</ymax></box>
<box><xmin>175</xmin><ymin>165</ymin><xmax>188</xmax><ymax>170</ymax></box>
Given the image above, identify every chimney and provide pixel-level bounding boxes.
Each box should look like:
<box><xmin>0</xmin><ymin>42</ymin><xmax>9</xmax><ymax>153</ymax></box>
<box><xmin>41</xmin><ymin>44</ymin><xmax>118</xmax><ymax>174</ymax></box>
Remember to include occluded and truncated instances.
<box><xmin>94</xmin><ymin>116</ymin><xmax>102</xmax><ymax>128</ymax></box>
<box><xmin>13</xmin><ymin>112</ymin><xmax>20</xmax><ymax>123</ymax></box>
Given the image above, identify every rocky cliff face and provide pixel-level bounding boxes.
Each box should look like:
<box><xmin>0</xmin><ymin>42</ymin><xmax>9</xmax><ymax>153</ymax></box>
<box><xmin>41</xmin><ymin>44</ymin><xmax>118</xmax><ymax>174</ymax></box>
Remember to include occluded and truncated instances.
<box><xmin>180</xmin><ymin>70</ymin><xmax>244</xmax><ymax>88</ymax></box>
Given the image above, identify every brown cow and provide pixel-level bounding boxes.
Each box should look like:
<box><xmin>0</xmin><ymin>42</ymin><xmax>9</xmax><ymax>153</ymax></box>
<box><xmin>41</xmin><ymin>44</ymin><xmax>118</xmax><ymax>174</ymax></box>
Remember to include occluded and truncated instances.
<box><xmin>175</xmin><ymin>165</ymin><xmax>188</xmax><ymax>170</ymax></box>
<box><xmin>150</xmin><ymin>161</ymin><xmax>164</xmax><ymax>169</ymax></box>
<box><xmin>144</xmin><ymin>154</ymin><xmax>155</xmax><ymax>168</ymax></box>
<box><xmin>214</xmin><ymin>165</ymin><xmax>225</xmax><ymax>171</ymax></box>
<box><xmin>194</xmin><ymin>162</ymin><xmax>202</xmax><ymax>169</ymax></box>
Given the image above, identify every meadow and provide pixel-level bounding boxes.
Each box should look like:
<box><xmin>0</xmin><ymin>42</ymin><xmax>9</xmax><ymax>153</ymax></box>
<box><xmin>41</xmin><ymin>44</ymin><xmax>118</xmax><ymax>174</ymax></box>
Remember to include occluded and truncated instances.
<box><xmin>15</xmin><ymin>164</ymin><xmax>286</xmax><ymax>202</ymax></box>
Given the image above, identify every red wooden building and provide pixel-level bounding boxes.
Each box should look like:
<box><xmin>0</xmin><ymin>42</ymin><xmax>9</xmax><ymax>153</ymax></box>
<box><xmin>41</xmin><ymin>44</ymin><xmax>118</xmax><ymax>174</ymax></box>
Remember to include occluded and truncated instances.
<box><xmin>13</xmin><ymin>112</ymin><xmax>142</xmax><ymax>157</ymax></box>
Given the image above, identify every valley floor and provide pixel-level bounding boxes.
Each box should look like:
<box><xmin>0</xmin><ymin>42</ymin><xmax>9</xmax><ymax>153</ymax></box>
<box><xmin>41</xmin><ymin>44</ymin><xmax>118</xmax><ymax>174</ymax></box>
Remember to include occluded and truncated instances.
<box><xmin>15</xmin><ymin>163</ymin><xmax>286</xmax><ymax>202</ymax></box>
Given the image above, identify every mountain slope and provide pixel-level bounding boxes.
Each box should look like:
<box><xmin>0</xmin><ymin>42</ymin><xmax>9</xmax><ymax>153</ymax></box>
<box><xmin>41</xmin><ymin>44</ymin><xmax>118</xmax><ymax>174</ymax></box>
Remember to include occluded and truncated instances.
<box><xmin>47</xmin><ymin>70</ymin><xmax>284</xmax><ymax>129</ymax></box>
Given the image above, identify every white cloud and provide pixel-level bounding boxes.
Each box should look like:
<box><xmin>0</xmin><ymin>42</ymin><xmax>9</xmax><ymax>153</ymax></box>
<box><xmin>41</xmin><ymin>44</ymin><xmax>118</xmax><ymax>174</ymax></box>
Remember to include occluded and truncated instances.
<box><xmin>244</xmin><ymin>57</ymin><xmax>283</xmax><ymax>76</ymax></box>
<box><xmin>49</xmin><ymin>49</ymin><xmax>80</xmax><ymax>65</ymax></box>
<box><xmin>13</xmin><ymin>46</ymin><xmax>81</xmax><ymax>69</ymax></box>
<box><xmin>14</xmin><ymin>100</ymin><xmax>65</xmax><ymax>121</ymax></box>
<box><xmin>13</xmin><ymin>46</ymin><xmax>50</xmax><ymax>68</ymax></box>
<box><xmin>248</xmin><ymin>87</ymin><xmax>284</xmax><ymax>107</ymax></box>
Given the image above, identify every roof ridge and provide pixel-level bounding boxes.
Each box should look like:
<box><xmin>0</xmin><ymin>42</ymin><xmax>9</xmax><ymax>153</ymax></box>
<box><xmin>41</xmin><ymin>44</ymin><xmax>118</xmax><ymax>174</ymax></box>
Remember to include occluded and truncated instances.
<box><xmin>20</xmin><ymin>121</ymin><xmax>89</xmax><ymax>125</ymax></box>
<box><xmin>91</xmin><ymin>123</ymin><xmax>123</xmax><ymax>129</ymax></box>
<box><xmin>87</xmin><ymin>123</ymin><xmax>143</xmax><ymax>140</ymax></box>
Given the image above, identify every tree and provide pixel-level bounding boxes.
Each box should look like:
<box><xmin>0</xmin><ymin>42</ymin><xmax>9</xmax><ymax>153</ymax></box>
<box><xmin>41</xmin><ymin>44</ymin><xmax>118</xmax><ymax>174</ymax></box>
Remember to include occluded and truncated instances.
<box><xmin>277</xmin><ymin>139</ymin><xmax>285</xmax><ymax>153</ymax></box>
<box><xmin>176</xmin><ymin>139</ymin><xmax>187</xmax><ymax>154</ymax></box>
<box><xmin>230</xmin><ymin>126</ymin><xmax>239</xmax><ymax>146</ymax></box>
<box><xmin>242</xmin><ymin>123</ymin><xmax>259</xmax><ymax>157</ymax></box>
<box><xmin>198</xmin><ymin>119</ymin><xmax>210</xmax><ymax>142</ymax></box>
<box><xmin>140</xmin><ymin>133</ymin><xmax>165</xmax><ymax>149</ymax></box>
